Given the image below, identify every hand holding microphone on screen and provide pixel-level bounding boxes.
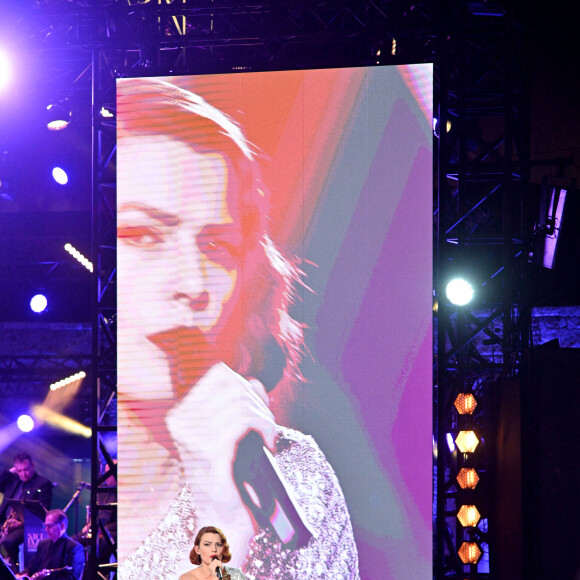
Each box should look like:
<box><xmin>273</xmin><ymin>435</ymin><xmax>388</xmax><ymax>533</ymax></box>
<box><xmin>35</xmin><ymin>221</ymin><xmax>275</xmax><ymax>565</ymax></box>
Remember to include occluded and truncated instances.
<box><xmin>166</xmin><ymin>361</ymin><xmax>277</xmax><ymax>563</ymax></box>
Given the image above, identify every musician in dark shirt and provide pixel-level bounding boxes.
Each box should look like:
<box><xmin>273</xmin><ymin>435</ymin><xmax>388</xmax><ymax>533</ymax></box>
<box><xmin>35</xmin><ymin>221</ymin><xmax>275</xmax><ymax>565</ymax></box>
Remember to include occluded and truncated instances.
<box><xmin>0</xmin><ymin>454</ymin><xmax>52</xmax><ymax>567</ymax></box>
<box><xmin>16</xmin><ymin>510</ymin><xmax>84</xmax><ymax>580</ymax></box>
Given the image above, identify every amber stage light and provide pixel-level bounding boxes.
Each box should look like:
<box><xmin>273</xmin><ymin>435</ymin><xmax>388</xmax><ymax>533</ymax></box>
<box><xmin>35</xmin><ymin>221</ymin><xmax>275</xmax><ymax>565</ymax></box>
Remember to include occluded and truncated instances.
<box><xmin>454</xmin><ymin>393</ymin><xmax>477</xmax><ymax>414</ymax></box>
<box><xmin>455</xmin><ymin>430</ymin><xmax>479</xmax><ymax>453</ymax></box>
<box><xmin>457</xmin><ymin>467</ymin><xmax>480</xmax><ymax>489</ymax></box>
<box><xmin>457</xmin><ymin>504</ymin><xmax>481</xmax><ymax>527</ymax></box>
<box><xmin>458</xmin><ymin>541</ymin><xmax>482</xmax><ymax>565</ymax></box>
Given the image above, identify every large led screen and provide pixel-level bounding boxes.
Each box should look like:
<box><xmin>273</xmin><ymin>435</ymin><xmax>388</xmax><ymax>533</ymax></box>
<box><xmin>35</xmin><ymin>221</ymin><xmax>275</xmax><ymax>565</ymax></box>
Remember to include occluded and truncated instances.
<box><xmin>116</xmin><ymin>65</ymin><xmax>433</xmax><ymax>580</ymax></box>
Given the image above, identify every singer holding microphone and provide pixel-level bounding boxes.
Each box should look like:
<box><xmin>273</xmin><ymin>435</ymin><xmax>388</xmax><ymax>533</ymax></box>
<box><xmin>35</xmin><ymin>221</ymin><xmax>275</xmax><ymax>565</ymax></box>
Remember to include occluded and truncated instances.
<box><xmin>116</xmin><ymin>77</ymin><xmax>359</xmax><ymax>579</ymax></box>
<box><xmin>179</xmin><ymin>527</ymin><xmax>248</xmax><ymax>580</ymax></box>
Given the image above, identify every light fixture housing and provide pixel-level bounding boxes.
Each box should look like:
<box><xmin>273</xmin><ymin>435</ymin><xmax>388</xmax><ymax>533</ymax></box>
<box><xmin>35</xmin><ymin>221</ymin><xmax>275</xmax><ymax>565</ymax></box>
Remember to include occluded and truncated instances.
<box><xmin>46</xmin><ymin>102</ymin><xmax>71</xmax><ymax>131</ymax></box>
<box><xmin>458</xmin><ymin>541</ymin><xmax>482</xmax><ymax>565</ymax></box>
<box><xmin>454</xmin><ymin>393</ymin><xmax>478</xmax><ymax>415</ymax></box>
<box><xmin>457</xmin><ymin>504</ymin><xmax>481</xmax><ymax>527</ymax></box>
<box><xmin>457</xmin><ymin>467</ymin><xmax>480</xmax><ymax>489</ymax></box>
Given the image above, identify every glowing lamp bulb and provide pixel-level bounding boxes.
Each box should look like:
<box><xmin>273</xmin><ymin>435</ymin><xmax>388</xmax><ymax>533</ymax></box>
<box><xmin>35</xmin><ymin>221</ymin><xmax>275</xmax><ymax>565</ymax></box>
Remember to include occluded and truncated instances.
<box><xmin>30</xmin><ymin>294</ymin><xmax>48</xmax><ymax>313</ymax></box>
<box><xmin>52</xmin><ymin>167</ymin><xmax>69</xmax><ymax>185</ymax></box>
<box><xmin>446</xmin><ymin>278</ymin><xmax>474</xmax><ymax>306</ymax></box>
<box><xmin>17</xmin><ymin>415</ymin><xmax>34</xmax><ymax>432</ymax></box>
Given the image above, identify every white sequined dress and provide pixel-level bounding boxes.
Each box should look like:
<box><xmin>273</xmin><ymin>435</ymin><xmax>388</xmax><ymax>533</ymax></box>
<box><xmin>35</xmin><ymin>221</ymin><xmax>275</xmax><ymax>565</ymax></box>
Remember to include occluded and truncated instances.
<box><xmin>119</xmin><ymin>426</ymin><xmax>360</xmax><ymax>579</ymax></box>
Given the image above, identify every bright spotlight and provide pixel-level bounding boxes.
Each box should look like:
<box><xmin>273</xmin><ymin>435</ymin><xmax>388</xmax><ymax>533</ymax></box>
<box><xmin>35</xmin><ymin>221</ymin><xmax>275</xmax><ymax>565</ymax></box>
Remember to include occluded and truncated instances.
<box><xmin>17</xmin><ymin>415</ymin><xmax>35</xmax><ymax>433</ymax></box>
<box><xmin>445</xmin><ymin>278</ymin><xmax>474</xmax><ymax>306</ymax></box>
<box><xmin>30</xmin><ymin>293</ymin><xmax>48</xmax><ymax>313</ymax></box>
<box><xmin>46</xmin><ymin>103</ymin><xmax>71</xmax><ymax>131</ymax></box>
<box><xmin>52</xmin><ymin>167</ymin><xmax>69</xmax><ymax>185</ymax></box>
<box><xmin>0</xmin><ymin>49</ymin><xmax>12</xmax><ymax>92</ymax></box>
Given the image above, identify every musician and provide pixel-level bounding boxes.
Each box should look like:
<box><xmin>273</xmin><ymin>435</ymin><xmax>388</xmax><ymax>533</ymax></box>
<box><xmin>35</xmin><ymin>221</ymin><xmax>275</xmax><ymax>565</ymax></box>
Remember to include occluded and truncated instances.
<box><xmin>0</xmin><ymin>454</ymin><xmax>52</xmax><ymax>566</ymax></box>
<box><xmin>16</xmin><ymin>510</ymin><xmax>84</xmax><ymax>580</ymax></box>
<box><xmin>75</xmin><ymin>462</ymin><xmax>117</xmax><ymax>565</ymax></box>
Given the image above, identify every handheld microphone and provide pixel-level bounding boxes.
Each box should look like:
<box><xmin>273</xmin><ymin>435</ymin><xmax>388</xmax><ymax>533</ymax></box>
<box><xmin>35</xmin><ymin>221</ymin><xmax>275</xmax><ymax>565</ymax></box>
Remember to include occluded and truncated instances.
<box><xmin>233</xmin><ymin>430</ymin><xmax>313</xmax><ymax>549</ymax></box>
<box><xmin>211</xmin><ymin>555</ymin><xmax>222</xmax><ymax>579</ymax></box>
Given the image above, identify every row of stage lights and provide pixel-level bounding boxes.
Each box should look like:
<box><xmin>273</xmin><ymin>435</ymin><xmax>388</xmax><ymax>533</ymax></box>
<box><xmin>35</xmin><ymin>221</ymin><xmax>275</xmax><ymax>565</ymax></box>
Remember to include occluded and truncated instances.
<box><xmin>453</xmin><ymin>391</ymin><xmax>485</xmax><ymax>566</ymax></box>
<box><xmin>442</xmin><ymin>277</ymin><xmax>486</xmax><ymax>567</ymax></box>
<box><xmin>13</xmin><ymin>371</ymin><xmax>89</xmax><ymax>439</ymax></box>
<box><xmin>30</xmin><ymin>243</ymin><xmax>93</xmax><ymax>314</ymax></box>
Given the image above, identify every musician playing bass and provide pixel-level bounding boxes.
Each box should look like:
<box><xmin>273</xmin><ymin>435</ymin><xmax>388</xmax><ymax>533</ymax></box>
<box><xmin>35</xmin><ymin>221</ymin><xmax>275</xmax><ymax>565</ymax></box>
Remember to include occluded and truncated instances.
<box><xmin>15</xmin><ymin>510</ymin><xmax>84</xmax><ymax>580</ymax></box>
<box><xmin>0</xmin><ymin>454</ymin><xmax>52</xmax><ymax>567</ymax></box>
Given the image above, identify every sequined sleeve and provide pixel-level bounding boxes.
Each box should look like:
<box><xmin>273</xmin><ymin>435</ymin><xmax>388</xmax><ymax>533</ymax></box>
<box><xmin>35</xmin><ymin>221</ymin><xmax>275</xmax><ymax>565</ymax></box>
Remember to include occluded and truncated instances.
<box><xmin>119</xmin><ymin>485</ymin><xmax>198</xmax><ymax>579</ymax></box>
<box><xmin>243</xmin><ymin>426</ymin><xmax>360</xmax><ymax>579</ymax></box>
<box><xmin>224</xmin><ymin>566</ymin><xmax>249</xmax><ymax>580</ymax></box>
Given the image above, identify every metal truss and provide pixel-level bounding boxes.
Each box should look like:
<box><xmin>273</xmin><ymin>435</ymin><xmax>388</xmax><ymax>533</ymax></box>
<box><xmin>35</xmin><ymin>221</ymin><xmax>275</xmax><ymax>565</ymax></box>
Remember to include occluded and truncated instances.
<box><xmin>435</xmin><ymin>1</ymin><xmax>530</xmax><ymax>577</ymax></box>
<box><xmin>4</xmin><ymin>1</ymin><xmax>531</xmax><ymax>578</ymax></box>
<box><xmin>0</xmin><ymin>355</ymin><xmax>91</xmax><ymax>397</ymax></box>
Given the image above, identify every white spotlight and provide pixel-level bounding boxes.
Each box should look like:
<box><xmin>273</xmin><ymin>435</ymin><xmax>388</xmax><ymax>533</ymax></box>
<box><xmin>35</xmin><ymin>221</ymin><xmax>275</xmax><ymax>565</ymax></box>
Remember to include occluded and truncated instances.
<box><xmin>446</xmin><ymin>278</ymin><xmax>474</xmax><ymax>306</ymax></box>
<box><xmin>52</xmin><ymin>167</ymin><xmax>69</xmax><ymax>185</ymax></box>
<box><xmin>17</xmin><ymin>415</ymin><xmax>34</xmax><ymax>433</ymax></box>
<box><xmin>30</xmin><ymin>294</ymin><xmax>48</xmax><ymax>313</ymax></box>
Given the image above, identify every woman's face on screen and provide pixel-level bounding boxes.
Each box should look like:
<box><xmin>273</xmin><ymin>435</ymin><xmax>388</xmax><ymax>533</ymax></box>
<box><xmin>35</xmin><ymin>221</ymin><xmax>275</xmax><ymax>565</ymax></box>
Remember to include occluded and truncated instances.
<box><xmin>117</xmin><ymin>133</ymin><xmax>242</xmax><ymax>397</ymax></box>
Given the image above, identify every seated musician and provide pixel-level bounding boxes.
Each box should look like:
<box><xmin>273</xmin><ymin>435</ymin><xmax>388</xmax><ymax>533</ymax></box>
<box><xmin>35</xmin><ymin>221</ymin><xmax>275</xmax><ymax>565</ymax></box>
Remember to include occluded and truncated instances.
<box><xmin>75</xmin><ymin>461</ymin><xmax>117</xmax><ymax>566</ymax></box>
<box><xmin>0</xmin><ymin>454</ymin><xmax>52</xmax><ymax>568</ymax></box>
<box><xmin>16</xmin><ymin>510</ymin><xmax>84</xmax><ymax>580</ymax></box>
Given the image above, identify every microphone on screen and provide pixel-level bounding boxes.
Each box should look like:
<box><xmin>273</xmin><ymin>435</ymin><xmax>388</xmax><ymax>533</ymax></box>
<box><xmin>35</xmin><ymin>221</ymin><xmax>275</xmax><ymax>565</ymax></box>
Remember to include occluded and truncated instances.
<box><xmin>211</xmin><ymin>555</ymin><xmax>223</xmax><ymax>579</ymax></box>
<box><xmin>233</xmin><ymin>429</ymin><xmax>313</xmax><ymax>549</ymax></box>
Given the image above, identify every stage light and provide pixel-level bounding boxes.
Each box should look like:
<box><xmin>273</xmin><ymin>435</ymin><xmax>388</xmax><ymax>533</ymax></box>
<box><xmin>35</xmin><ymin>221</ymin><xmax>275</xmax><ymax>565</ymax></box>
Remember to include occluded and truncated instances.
<box><xmin>0</xmin><ymin>49</ymin><xmax>12</xmax><ymax>92</ymax></box>
<box><xmin>455</xmin><ymin>430</ymin><xmax>479</xmax><ymax>453</ymax></box>
<box><xmin>52</xmin><ymin>167</ymin><xmax>69</xmax><ymax>185</ymax></box>
<box><xmin>46</xmin><ymin>103</ymin><xmax>71</xmax><ymax>131</ymax></box>
<box><xmin>446</xmin><ymin>278</ymin><xmax>474</xmax><ymax>306</ymax></box>
<box><xmin>99</xmin><ymin>106</ymin><xmax>114</xmax><ymax>118</ymax></box>
<box><xmin>457</xmin><ymin>467</ymin><xmax>480</xmax><ymax>489</ymax></box>
<box><xmin>457</xmin><ymin>504</ymin><xmax>481</xmax><ymax>527</ymax></box>
<box><xmin>30</xmin><ymin>293</ymin><xmax>48</xmax><ymax>313</ymax></box>
<box><xmin>64</xmin><ymin>243</ymin><xmax>93</xmax><ymax>272</ymax></box>
<box><xmin>540</xmin><ymin>186</ymin><xmax>567</xmax><ymax>269</ymax></box>
<box><xmin>454</xmin><ymin>393</ymin><xmax>478</xmax><ymax>414</ymax></box>
<box><xmin>458</xmin><ymin>541</ymin><xmax>482</xmax><ymax>565</ymax></box>
<box><xmin>50</xmin><ymin>370</ymin><xmax>86</xmax><ymax>391</ymax></box>
<box><xmin>17</xmin><ymin>415</ymin><xmax>34</xmax><ymax>433</ymax></box>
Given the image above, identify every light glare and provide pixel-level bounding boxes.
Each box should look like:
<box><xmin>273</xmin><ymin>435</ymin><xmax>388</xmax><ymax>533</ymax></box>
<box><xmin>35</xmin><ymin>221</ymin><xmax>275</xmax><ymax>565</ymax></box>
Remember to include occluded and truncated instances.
<box><xmin>30</xmin><ymin>294</ymin><xmax>48</xmax><ymax>313</ymax></box>
<box><xmin>446</xmin><ymin>278</ymin><xmax>474</xmax><ymax>306</ymax></box>
<box><xmin>0</xmin><ymin>49</ymin><xmax>12</xmax><ymax>92</ymax></box>
<box><xmin>17</xmin><ymin>415</ymin><xmax>34</xmax><ymax>433</ymax></box>
<box><xmin>52</xmin><ymin>167</ymin><xmax>69</xmax><ymax>185</ymax></box>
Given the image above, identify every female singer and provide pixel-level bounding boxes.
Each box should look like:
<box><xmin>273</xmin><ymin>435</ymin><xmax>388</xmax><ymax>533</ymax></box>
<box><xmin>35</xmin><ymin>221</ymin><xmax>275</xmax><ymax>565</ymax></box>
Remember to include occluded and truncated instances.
<box><xmin>179</xmin><ymin>527</ymin><xmax>248</xmax><ymax>580</ymax></box>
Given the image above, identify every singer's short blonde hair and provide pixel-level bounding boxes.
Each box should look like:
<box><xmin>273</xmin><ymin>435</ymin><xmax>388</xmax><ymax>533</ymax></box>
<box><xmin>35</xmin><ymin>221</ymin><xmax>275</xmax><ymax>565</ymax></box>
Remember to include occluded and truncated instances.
<box><xmin>190</xmin><ymin>526</ymin><xmax>232</xmax><ymax>565</ymax></box>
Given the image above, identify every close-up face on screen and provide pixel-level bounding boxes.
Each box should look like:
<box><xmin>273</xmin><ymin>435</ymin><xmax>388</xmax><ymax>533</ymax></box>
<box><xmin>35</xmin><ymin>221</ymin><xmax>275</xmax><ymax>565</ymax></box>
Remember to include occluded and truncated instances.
<box><xmin>116</xmin><ymin>65</ymin><xmax>433</xmax><ymax>580</ymax></box>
